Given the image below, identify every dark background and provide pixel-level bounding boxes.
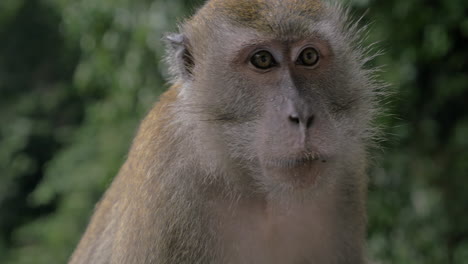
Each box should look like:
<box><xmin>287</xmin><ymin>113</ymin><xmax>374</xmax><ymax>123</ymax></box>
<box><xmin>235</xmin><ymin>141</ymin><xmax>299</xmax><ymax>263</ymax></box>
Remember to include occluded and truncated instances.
<box><xmin>1</xmin><ymin>0</ymin><xmax>467</xmax><ymax>263</ymax></box>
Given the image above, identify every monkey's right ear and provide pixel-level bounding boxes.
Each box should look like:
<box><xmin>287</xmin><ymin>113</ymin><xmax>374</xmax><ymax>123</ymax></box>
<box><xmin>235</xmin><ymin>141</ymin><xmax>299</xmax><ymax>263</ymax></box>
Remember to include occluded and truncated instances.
<box><xmin>164</xmin><ymin>33</ymin><xmax>195</xmax><ymax>81</ymax></box>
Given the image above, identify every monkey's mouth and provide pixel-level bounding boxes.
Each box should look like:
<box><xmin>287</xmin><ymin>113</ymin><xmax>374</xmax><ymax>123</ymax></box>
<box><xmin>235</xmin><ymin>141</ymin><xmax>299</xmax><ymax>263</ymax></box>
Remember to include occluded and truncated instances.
<box><xmin>262</xmin><ymin>152</ymin><xmax>325</xmax><ymax>169</ymax></box>
<box><xmin>260</xmin><ymin>152</ymin><xmax>327</xmax><ymax>187</ymax></box>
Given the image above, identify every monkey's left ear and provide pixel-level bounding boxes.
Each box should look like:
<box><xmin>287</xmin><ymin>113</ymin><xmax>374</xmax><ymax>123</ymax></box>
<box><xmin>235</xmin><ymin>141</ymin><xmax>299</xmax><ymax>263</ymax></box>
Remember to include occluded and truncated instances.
<box><xmin>164</xmin><ymin>33</ymin><xmax>195</xmax><ymax>81</ymax></box>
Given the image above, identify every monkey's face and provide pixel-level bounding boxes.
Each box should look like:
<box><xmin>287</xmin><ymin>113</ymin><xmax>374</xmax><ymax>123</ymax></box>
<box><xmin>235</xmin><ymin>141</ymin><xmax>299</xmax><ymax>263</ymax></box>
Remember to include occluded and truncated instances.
<box><xmin>174</xmin><ymin>3</ymin><xmax>376</xmax><ymax>192</ymax></box>
<box><xmin>184</xmin><ymin>27</ymin><xmax>372</xmax><ymax>192</ymax></box>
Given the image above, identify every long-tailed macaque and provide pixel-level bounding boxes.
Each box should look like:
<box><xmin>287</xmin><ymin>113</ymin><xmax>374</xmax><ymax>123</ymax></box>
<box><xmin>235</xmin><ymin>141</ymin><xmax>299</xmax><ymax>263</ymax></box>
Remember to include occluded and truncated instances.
<box><xmin>69</xmin><ymin>0</ymin><xmax>383</xmax><ymax>263</ymax></box>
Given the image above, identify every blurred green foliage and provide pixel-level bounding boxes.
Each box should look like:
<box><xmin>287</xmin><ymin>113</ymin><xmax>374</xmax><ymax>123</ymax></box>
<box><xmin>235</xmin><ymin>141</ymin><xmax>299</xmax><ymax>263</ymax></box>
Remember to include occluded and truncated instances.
<box><xmin>0</xmin><ymin>0</ymin><xmax>466</xmax><ymax>263</ymax></box>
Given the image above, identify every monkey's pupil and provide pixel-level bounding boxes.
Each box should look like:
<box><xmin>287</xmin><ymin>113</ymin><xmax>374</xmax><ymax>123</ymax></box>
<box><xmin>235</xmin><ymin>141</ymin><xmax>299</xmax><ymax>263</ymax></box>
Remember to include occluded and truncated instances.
<box><xmin>251</xmin><ymin>51</ymin><xmax>274</xmax><ymax>69</ymax></box>
<box><xmin>300</xmin><ymin>48</ymin><xmax>319</xmax><ymax>66</ymax></box>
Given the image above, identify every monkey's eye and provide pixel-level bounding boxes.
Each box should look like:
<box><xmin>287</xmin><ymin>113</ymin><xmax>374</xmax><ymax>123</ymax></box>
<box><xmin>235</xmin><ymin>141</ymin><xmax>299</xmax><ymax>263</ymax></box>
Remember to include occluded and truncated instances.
<box><xmin>297</xmin><ymin>47</ymin><xmax>319</xmax><ymax>66</ymax></box>
<box><xmin>250</xmin><ymin>51</ymin><xmax>276</xmax><ymax>70</ymax></box>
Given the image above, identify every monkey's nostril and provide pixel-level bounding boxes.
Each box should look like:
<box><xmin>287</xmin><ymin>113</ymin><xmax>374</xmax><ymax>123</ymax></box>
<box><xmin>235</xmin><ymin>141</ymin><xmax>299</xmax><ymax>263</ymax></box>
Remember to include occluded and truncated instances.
<box><xmin>288</xmin><ymin>114</ymin><xmax>315</xmax><ymax>128</ymax></box>
<box><xmin>306</xmin><ymin>115</ymin><xmax>315</xmax><ymax>129</ymax></box>
<box><xmin>289</xmin><ymin>115</ymin><xmax>300</xmax><ymax>124</ymax></box>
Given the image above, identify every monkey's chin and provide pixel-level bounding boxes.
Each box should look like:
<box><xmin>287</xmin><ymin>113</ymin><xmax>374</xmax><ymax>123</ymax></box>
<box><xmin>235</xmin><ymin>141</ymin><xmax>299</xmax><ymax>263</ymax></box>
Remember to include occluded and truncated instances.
<box><xmin>261</xmin><ymin>160</ymin><xmax>324</xmax><ymax>189</ymax></box>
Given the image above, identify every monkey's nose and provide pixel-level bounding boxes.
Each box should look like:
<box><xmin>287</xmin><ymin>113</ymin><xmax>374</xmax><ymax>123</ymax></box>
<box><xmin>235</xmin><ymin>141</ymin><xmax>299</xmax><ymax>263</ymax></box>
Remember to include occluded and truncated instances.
<box><xmin>288</xmin><ymin>112</ymin><xmax>315</xmax><ymax>129</ymax></box>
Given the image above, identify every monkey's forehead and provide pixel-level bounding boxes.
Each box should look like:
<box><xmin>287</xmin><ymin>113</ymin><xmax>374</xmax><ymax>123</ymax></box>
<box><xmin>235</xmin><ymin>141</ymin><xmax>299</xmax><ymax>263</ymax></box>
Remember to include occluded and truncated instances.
<box><xmin>192</xmin><ymin>0</ymin><xmax>323</xmax><ymax>34</ymax></box>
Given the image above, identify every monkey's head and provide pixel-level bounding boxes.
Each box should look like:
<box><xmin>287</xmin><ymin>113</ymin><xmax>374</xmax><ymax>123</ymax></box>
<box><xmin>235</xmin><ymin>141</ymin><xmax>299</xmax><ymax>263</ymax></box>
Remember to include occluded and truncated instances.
<box><xmin>166</xmin><ymin>0</ymin><xmax>380</xmax><ymax>194</ymax></box>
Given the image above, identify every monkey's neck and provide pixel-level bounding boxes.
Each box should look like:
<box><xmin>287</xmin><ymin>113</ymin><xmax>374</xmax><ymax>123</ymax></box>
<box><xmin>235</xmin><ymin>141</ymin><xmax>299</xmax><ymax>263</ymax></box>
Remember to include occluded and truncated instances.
<box><xmin>209</xmin><ymin>185</ymin><xmax>365</xmax><ymax>264</ymax></box>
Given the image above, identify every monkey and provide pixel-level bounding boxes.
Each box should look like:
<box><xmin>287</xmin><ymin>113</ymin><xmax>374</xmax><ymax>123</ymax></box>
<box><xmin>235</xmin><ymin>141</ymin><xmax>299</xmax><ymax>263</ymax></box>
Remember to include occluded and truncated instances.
<box><xmin>69</xmin><ymin>0</ymin><xmax>384</xmax><ymax>263</ymax></box>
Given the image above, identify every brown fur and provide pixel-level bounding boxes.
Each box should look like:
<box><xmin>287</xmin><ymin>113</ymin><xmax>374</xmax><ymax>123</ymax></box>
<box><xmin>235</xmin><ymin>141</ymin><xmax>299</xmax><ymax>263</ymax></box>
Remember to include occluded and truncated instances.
<box><xmin>200</xmin><ymin>0</ymin><xmax>322</xmax><ymax>32</ymax></box>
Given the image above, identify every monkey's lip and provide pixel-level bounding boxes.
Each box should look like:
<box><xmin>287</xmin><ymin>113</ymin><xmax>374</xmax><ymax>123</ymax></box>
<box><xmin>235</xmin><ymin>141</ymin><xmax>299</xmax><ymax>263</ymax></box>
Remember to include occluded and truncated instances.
<box><xmin>261</xmin><ymin>152</ymin><xmax>326</xmax><ymax>169</ymax></box>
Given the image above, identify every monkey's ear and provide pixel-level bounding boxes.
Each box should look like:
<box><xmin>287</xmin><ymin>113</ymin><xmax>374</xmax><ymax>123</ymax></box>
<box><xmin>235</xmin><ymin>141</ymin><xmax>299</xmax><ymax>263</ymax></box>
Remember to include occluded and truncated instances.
<box><xmin>164</xmin><ymin>33</ymin><xmax>195</xmax><ymax>81</ymax></box>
